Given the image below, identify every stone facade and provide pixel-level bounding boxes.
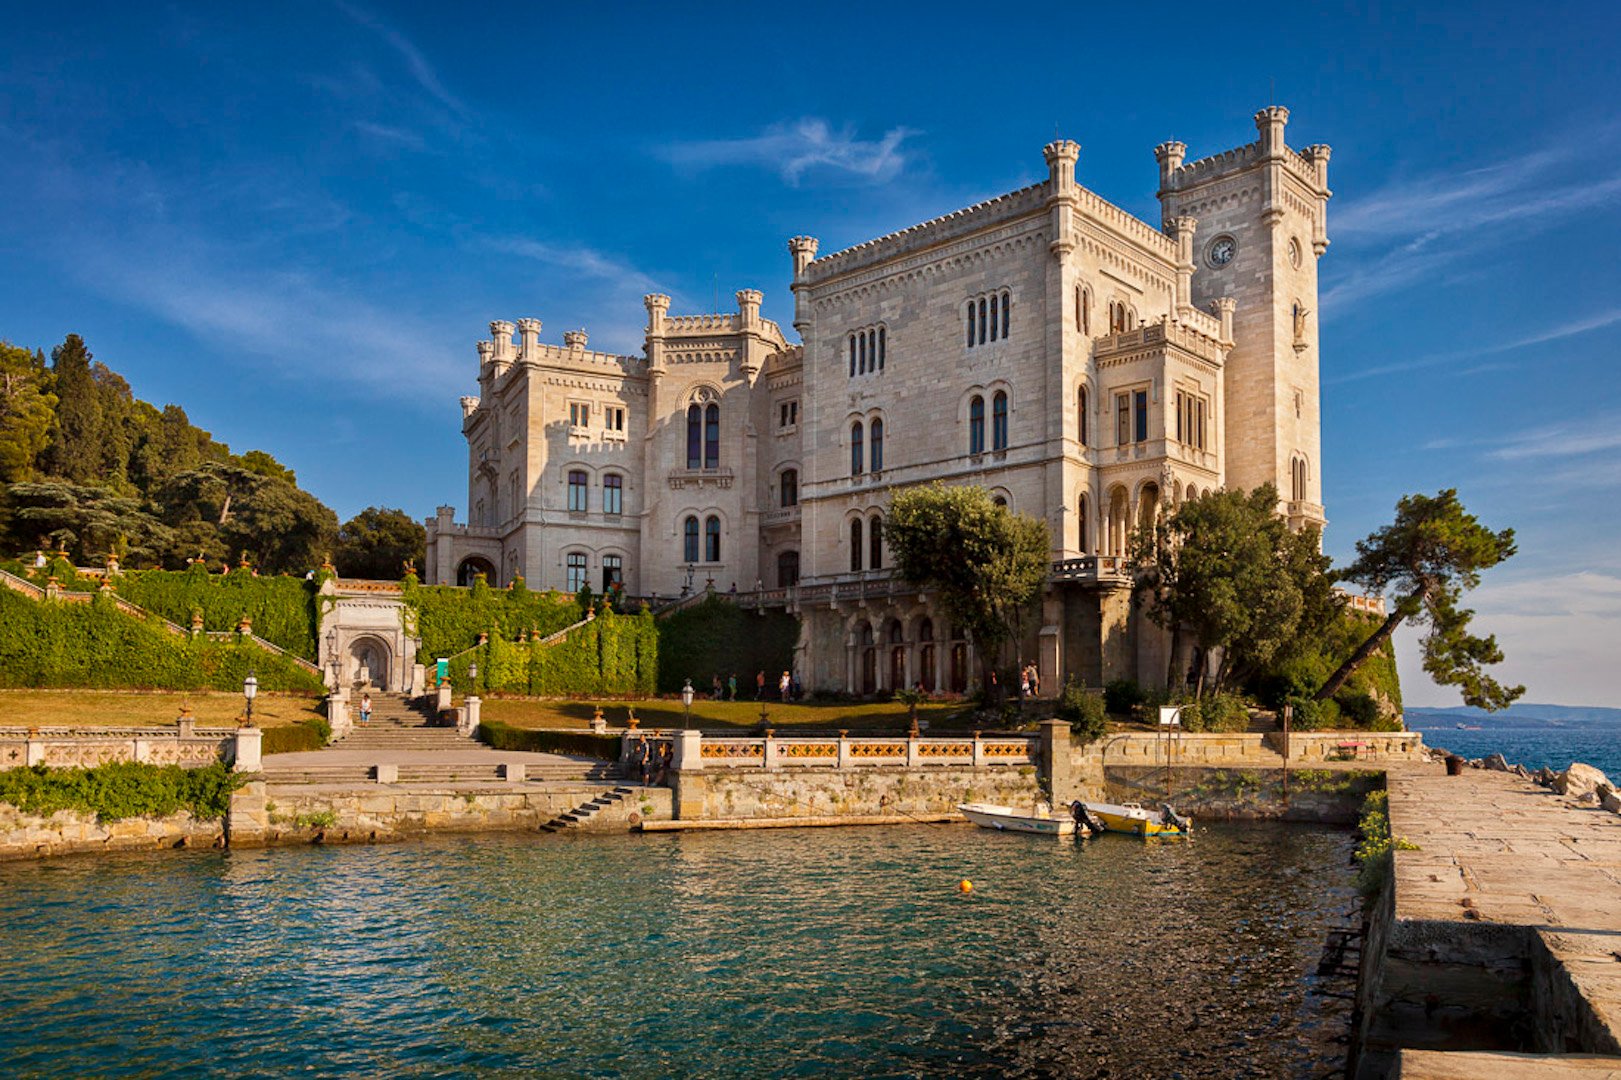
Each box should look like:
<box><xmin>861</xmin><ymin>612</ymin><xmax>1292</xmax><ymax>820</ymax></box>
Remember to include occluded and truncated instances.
<box><xmin>426</xmin><ymin>106</ymin><xmax>1332</xmax><ymax>693</ymax></box>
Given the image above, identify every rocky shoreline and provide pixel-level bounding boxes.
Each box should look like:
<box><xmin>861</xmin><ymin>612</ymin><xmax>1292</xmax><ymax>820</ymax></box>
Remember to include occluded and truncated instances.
<box><xmin>1421</xmin><ymin>744</ymin><xmax>1621</xmax><ymax>814</ymax></box>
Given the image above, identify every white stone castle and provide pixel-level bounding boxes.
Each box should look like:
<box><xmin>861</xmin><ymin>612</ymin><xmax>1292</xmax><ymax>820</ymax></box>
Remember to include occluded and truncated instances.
<box><xmin>425</xmin><ymin>106</ymin><xmax>1331</xmax><ymax>695</ymax></box>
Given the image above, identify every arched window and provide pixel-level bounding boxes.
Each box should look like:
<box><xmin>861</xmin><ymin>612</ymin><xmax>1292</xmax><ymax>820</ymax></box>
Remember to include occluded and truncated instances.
<box><xmin>877</xmin><ymin>327</ymin><xmax>886</xmax><ymax>370</ymax></box>
<box><xmin>850</xmin><ymin>421</ymin><xmax>864</xmax><ymax>476</ymax></box>
<box><xmin>780</xmin><ymin>468</ymin><xmax>798</xmax><ymax>508</ymax></box>
<box><xmin>602</xmin><ymin>554</ymin><xmax>622</xmax><ymax>592</ymax></box>
<box><xmin>705</xmin><ymin>515</ymin><xmax>721</xmax><ymax>562</ymax></box>
<box><xmin>993</xmin><ymin>495</ymin><xmax>1008</xmax><ymax>508</ymax></box>
<box><xmin>849</xmin><ymin>335</ymin><xmax>857</xmax><ymax>377</ymax></box>
<box><xmin>870</xmin><ymin>418</ymin><xmax>884</xmax><ymax>472</ymax></box>
<box><xmin>1001</xmin><ymin>291</ymin><xmax>1011</xmax><ymax>337</ymax></box>
<box><xmin>1292</xmin><ymin>456</ymin><xmax>1308</xmax><ymax>502</ymax></box>
<box><xmin>567</xmin><ymin>469</ymin><xmax>588</xmax><ymax>512</ymax></box>
<box><xmin>565</xmin><ymin>552</ymin><xmax>588</xmax><ymax>592</ymax></box>
<box><xmin>686</xmin><ymin>404</ymin><xmax>702</xmax><ymax>469</ymax></box>
<box><xmin>682</xmin><ymin>516</ymin><xmax>699</xmax><ymax>563</ymax></box>
<box><xmin>965</xmin><ymin>302</ymin><xmax>975</xmax><ymax>348</ymax></box>
<box><xmin>850</xmin><ymin>518</ymin><xmax>864</xmax><ymax>572</ymax></box>
<box><xmin>968</xmin><ymin>396</ymin><xmax>985</xmax><ymax>454</ymax></box>
<box><xmin>977</xmin><ymin>298</ymin><xmax>988</xmax><ymax>345</ymax></box>
<box><xmin>989</xmin><ymin>292</ymin><xmax>998</xmax><ymax>340</ymax></box>
<box><xmin>869</xmin><ymin>513</ymin><xmax>883</xmax><ymax>570</ymax></box>
<box><xmin>1078</xmin><ymin>493</ymin><xmax>1089</xmax><ymax>553</ymax></box>
<box><xmin>777</xmin><ymin>550</ymin><xmax>800</xmax><ymax>587</ymax></box>
<box><xmin>858</xmin><ymin>331</ymin><xmax>867</xmax><ymax>375</ymax></box>
<box><xmin>1077</xmin><ymin>386</ymin><xmax>1089</xmax><ymax>447</ymax></box>
<box><xmin>992</xmin><ymin>391</ymin><xmax>1008</xmax><ymax>451</ymax></box>
<box><xmin>1077</xmin><ymin>285</ymin><xmax>1090</xmax><ymax>334</ymax></box>
<box><xmin>703</xmin><ymin>403</ymin><xmax>719</xmax><ymax>469</ymax></box>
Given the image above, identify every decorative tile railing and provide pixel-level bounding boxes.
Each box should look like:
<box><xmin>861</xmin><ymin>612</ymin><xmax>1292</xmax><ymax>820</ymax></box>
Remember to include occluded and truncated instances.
<box><xmin>659</xmin><ymin>732</ymin><xmax>1037</xmax><ymax>770</ymax></box>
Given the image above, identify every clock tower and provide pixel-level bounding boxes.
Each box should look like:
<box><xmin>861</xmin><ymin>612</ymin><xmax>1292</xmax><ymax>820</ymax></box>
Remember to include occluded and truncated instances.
<box><xmin>1154</xmin><ymin>107</ymin><xmax>1332</xmax><ymax>532</ymax></box>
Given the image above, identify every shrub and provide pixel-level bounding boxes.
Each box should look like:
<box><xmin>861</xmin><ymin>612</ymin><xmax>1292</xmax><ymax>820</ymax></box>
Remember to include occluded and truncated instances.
<box><xmin>1354</xmin><ymin>789</ymin><xmax>1419</xmax><ymax>895</ymax></box>
<box><xmin>262</xmin><ymin>717</ymin><xmax>331</xmax><ymax>754</ymax></box>
<box><xmin>1104</xmin><ymin>678</ymin><xmax>1148</xmax><ymax>716</ymax></box>
<box><xmin>1178</xmin><ymin>692</ymin><xmax>1250</xmax><ymax>733</ymax></box>
<box><xmin>478</xmin><ymin>719</ymin><xmax>621</xmax><ymax>760</ymax></box>
<box><xmin>1285</xmin><ymin>695</ymin><xmax>1341</xmax><ymax>732</ymax></box>
<box><xmin>1336</xmin><ymin>691</ymin><xmax>1380</xmax><ymax>729</ymax></box>
<box><xmin>0</xmin><ymin>762</ymin><xmax>244</xmax><ymax>822</ymax></box>
<box><xmin>656</xmin><ymin>595</ymin><xmax>797</xmax><ymax>695</ymax></box>
<box><xmin>1055</xmin><ymin>681</ymin><xmax>1107</xmax><ymax>744</ymax></box>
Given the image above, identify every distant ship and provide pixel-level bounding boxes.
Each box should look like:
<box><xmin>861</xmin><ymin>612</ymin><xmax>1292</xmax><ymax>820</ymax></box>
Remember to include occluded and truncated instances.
<box><xmin>1456</xmin><ymin>723</ymin><xmax>1483</xmax><ymax>730</ymax></box>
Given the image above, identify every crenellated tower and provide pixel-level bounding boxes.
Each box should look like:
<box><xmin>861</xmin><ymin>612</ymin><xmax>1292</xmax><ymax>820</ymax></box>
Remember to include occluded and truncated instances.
<box><xmin>1156</xmin><ymin>106</ymin><xmax>1331</xmax><ymax>532</ymax></box>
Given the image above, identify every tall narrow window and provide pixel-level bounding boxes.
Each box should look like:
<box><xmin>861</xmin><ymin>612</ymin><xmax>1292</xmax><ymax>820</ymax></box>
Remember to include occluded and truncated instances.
<box><xmin>870</xmin><ymin>418</ymin><xmax>884</xmax><ymax>472</ymax></box>
<box><xmin>877</xmin><ymin>327</ymin><xmax>886</xmax><ymax>370</ymax></box>
<box><xmin>1078</xmin><ymin>494</ymin><xmax>1089</xmax><ymax>553</ymax></box>
<box><xmin>858</xmin><ymin>332</ymin><xmax>867</xmax><ymax>375</ymax></box>
<box><xmin>1134</xmin><ymin>390</ymin><xmax>1148</xmax><ymax>443</ymax></box>
<box><xmin>965</xmin><ymin>303</ymin><xmax>975</xmax><ymax>348</ymax></box>
<box><xmin>1001</xmin><ymin>291</ymin><xmax>1010</xmax><ymax>337</ymax></box>
<box><xmin>992</xmin><ymin>391</ymin><xmax>1008</xmax><ymax>451</ymax></box>
<box><xmin>867</xmin><ymin>330</ymin><xmax>876</xmax><ymax>371</ymax></box>
<box><xmin>602</xmin><ymin>473</ymin><xmax>623</xmax><ymax>515</ymax></box>
<box><xmin>969</xmin><ymin>396</ymin><xmax>985</xmax><ymax>454</ymax></box>
<box><xmin>1116</xmin><ymin>393</ymin><xmax>1130</xmax><ymax>445</ymax></box>
<box><xmin>850</xmin><ymin>518</ymin><xmax>864</xmax><ymax>573</ymax></box>
<box><xmin>686</xmin><ymin>405</ymin><xmax>701</xmax><ymax>469</ymax></box>
<box><xmin>989</xmin><ymin>293</ymin><xmax>998</xmax><ymax>340</ymax></box>
<box><xmin>869</xmin><ymin>514</ymin><xmax>883</xmax><ymax>570</ymax></box>
<box><xmin>602</xmin><ymin>555</ymin><xmax>622</xmax><ymax>592</ymax></box>
<box><xmin>705</xmin><ymin>515</ymin><xmax>721</xmax><ymax>562</ymax></box>
<box><xmin>704</xmin><ymin>403</ymin><xmax>719</xmax><ymax>469</ymax></box>
<box><xmin>780</xmin><ymin>468</ymin><xmax>798</xmax><ymax>508</ymax></box>
<box><xmin>565</xmin><ymin>552</ymin><xmax>588</xmax><ymax>592</ymax></box>
<box><xmin>567</xmin><ymin>470</ymin><xmax>588</xmax><ymax>512</ymax></box>
<box><xmin>977</xmin><ymin>298</ymin><xmax>988</xmax><ymax>345</ymax></box>
<box><xmin>777</xmin><ymin>550</ymin><xmax>800</xmax><ymax>587</ymax></box>
<box><xmin>683</xmin><ymin>516</ymin><xmax>699</xmax><ymax>563</ymax></box>
<box><xmin>1077</xmin><ymin>386</ymin><xmax>1089</xmax><ymax>447</ymax></box>
<box><xmin>849</xmin><ymin>335</ymin><xmax>857</xmax><ymax>377</ymax></box>
<box><xmin>850</xmin><ymin>421</ymin><xmax>864</xmax><ymax>476</ymax></box>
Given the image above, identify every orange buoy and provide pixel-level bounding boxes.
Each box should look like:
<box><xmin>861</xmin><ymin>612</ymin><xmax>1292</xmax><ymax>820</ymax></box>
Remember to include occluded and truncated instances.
<box><xmin>958</xmin><ymin>878</ymin><xmax>974</xmax><ymax>894</ymax></box>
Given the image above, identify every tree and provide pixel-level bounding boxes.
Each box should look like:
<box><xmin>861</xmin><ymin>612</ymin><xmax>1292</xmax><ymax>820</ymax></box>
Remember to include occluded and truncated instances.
<box><xmin>155</xmin><ymin>463</ymin><xmax>336</xmax><ymax>575</ymax></box>
<box><xmin>6</xmin><ymin>480</ymin><xmax>173</xmax><ymax>564</ymax></box>
<box><xmin>0</xmin><ymin>342</ymin><xmax>56</xmax><ymax>482</ymax></box>
<box><xmin>1315</xmin><ymin>489</ymin><xmax>1522</xmax><ymax>710</ymax></box>
<box><xmin>1133</xmin><ymin>484</ymin><xmax>1341</xmax><ymax>693</ymax></box>
<box><xmin>234</xmin><ymin>449</ymin><xmax>297</xmax><ymax>486</ymax></box>
<box><xmin>40</xmin><ymin>334</ymin><xmax>101</xmax><ymax>484</ymax></box>
<box><xmin>335</xmin><ymin>507</ymin><xmax>426</xmax><ymax>580</ymax></box>
<box><xmin>884</xmin><ymin>484</ymin><xmax>1049</xmax><ymax>688</ymax></box>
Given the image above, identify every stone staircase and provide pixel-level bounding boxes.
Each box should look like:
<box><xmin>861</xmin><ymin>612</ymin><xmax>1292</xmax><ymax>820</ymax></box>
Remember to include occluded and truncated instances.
<box><xmin>540</xmin><ymin>786</ymin><xmax>638</xmax><ymax>832</ymax></box>
<box><xmin>335</xmin><ymin>693</ymin><xmax>467</xmax><ymax>751</ymax></box>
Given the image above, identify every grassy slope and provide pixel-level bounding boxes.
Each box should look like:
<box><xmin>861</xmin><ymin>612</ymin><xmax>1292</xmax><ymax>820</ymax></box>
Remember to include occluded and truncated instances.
<box><xmin>0</xmin><ymin>690</ymin><xmax>323</xmax><ymax>728</ymax></box>
<box><xmin>480</xmin><ymin>697</ymin><xmax>976</xmax><ymax>733</ymax></box>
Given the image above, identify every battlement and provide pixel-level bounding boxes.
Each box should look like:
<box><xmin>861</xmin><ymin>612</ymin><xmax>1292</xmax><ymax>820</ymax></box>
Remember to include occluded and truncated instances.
<box><xmin>1158</xmin><ymin>106</ymin><xmax>1328</xmax><ymax>196</ymax></box>
<box><xmin>1073</xmin><ymin>184</ymin><xmax>1178</xmax><ymax>258</ymax></box>
<box><xmin>475</xmin><ymin>319</ymin><xmax>646</xmax><ymax>381</ymax></box>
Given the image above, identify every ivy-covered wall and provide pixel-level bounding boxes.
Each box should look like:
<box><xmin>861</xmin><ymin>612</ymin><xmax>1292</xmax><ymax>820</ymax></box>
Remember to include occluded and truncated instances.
<box><xmin>0</xmin><ymin>588</ymin><xmax>325</xmax><ymax>692</ymax></box>
<box><xmin>402</xmin><ymin>575</ymin><xmax>584</xmax><ymax>667</ymax></box>
<box><xmin>464</xmin><ymin>606</ymin><xmax>657</xmax><ymax>697</ymax></box>
<box><xmin>112</xmin><ymin>564</ymin><xmax>320</xmax><ymax>659</ymax></box>
<box><xmin>656</xmin><ymin>596</ymin><xmax>799</xmax><ymax>694</ymax></box>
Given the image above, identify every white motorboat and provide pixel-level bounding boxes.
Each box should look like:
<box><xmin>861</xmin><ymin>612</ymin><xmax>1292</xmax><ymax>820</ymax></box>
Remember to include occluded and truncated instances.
<box><xmin>958</xmin><ymin>802</ymin><xmax>1085</xmax><ymax>837</ymax></box>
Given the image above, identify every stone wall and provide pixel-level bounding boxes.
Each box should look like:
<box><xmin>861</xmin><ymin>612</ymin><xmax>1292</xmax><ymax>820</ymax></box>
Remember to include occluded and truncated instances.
<box><xmin>673</xmin><ymin>765</ymin><xmax>1043</xmax><ymax>822</ymax></box>
<box><xmin>227</xmin><ymin>781</ymin><xmax>673</xmax><ymax>847</ymax></box>
<box><xmin>0</xmin><ymin>802</ymin><xmax>223</xmax><ymax>860</ymax></box>
<box><xmin>1102</xmin><ymin>765</ymin><xmax>1380</xmax><ymax>824</ymax></box>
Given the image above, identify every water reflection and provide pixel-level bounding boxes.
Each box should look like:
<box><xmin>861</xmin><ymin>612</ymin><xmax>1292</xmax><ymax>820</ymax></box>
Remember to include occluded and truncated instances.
<box><xmin>0</xmin><ymin>823</ymin><xmax>1354</xmax><ymax>1078</ymax></box>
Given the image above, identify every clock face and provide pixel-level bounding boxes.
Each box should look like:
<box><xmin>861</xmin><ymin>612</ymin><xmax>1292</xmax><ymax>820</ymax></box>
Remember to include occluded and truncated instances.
<box><xmin>1208</xmin><ymin>237</ymin><xmax>1236</xmax><ymax>268</ymax></box>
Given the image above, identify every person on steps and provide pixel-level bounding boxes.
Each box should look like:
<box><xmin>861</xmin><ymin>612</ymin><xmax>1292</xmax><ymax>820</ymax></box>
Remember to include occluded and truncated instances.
<box><xmin>360</xmin><ymin>693</ymin><xmax>372</xmax><ymax>726</ymax></box>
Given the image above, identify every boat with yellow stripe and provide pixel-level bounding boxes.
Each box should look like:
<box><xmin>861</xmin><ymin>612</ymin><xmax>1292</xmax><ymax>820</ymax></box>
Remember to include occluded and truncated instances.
<box><xmin>1080</xmin><ymin>800</ymin><xmax>1192</xmax><ymax>839</ymax></box>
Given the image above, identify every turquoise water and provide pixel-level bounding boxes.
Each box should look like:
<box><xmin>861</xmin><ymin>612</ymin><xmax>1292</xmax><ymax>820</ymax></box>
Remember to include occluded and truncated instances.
<box><xmin>0</xmin><ymin>823</ymin><xmax>1356</xmax><ymax>1078</ymax></box>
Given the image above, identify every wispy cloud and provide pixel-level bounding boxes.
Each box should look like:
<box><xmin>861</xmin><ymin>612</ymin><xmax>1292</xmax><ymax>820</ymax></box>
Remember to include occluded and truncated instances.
<box><xmin>353</xmin><ymin>121</ymin><xmax>427</xmax><ymax>151</ymax></box>
<box><xmin>661</xmin><ymin>119</ymin><xmax>914</xmax><ymax>185</ymax></box>
<box><xmin>1326</xmin><ymin>305</ymin><xmax>1621</xmax><ymax>385</ymax></box>
<box><xmin>334</xmin><ymin>1</ymin><xmax>468</xmax><ymax>121</ymax></box>
<box><xmin>482</xmin><ymin>236</ymin><xmax>661</xmax><ymax>293</ymax></box>
<box><xmin>1322</xmin><ymin>132</ymin><xmax>1621</xmax><ymax>313</ymax></box>
<box><xmin>1490</xmin><ymin>411</ymin><xmax>1621</xmax><ymax>461</ymax></box>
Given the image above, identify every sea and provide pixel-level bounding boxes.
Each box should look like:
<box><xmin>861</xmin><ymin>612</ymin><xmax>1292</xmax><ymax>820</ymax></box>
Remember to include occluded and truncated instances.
<box><xmin>1404</xmin><ymin>709</ymin><xmax>1621</xmax><ymax>779</ymax></box>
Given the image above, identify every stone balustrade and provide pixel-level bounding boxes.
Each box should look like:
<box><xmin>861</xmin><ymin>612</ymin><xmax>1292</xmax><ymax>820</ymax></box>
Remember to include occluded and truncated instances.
<box><xmin>625</xmin><ymin>729</ymin><xmax>1036</xmax><ymax>771</ymax></box>
<box><xmin>0</xmin><ymin>725</ymin><xmax>261</xmax><ymax>772</ymax></box>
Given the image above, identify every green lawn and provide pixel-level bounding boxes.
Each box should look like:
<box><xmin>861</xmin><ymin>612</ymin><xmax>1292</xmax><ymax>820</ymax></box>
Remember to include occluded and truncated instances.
<box><xmin>0</xmin><ymin>690</ymin><xmax>324</xmax><ymax>729</ymax></box>
<box><xmin>479</xmin><ymin>696</ymin><xmax>984</xmax><ymax>733</ymax></box>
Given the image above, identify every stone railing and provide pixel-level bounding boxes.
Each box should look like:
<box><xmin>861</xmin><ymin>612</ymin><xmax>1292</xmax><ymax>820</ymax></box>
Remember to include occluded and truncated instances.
<box><xmin>0</xmin><ymin>724</ymin><xmax>262</xmax><ymax>773</ymax></box>
<box><xmin>641</xmin><ymin>730</ymin><xmax>1037</xmax><ymax>771</ymax></box>
<box><xmin>1049</xmin><ymin>555</ymin><xmax>1132</xmax><ymax>583</ymax></box>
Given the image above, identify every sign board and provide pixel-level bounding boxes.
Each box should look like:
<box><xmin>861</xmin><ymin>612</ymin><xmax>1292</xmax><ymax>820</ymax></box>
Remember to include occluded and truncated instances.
<box><xmin>435</xmin><ymin>657</ymin><xmax>449</xmax><ymax>683</ymax></box>
<box><xmin>1158</xmin><ymin>706</ymin><xmax>1183</xmax><ymax>727</ymax></box>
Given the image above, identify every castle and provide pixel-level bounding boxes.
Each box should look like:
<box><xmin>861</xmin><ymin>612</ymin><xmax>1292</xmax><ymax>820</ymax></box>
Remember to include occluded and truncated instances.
<box><xmin>424</xmin><ymin>106</ymin><xmax>1331</xmax><ymax>694</ymax></box>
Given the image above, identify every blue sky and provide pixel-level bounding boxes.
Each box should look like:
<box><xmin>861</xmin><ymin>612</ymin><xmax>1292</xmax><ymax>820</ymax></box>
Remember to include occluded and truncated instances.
<box><xmin>2</xmin><ymin>2</ymin><xmax>1618</xmax><ymax>706</ymax></box>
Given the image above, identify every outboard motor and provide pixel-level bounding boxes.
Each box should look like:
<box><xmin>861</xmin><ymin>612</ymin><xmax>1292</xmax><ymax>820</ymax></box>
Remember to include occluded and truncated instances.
<box><xmin>1160</xmin><ymin>803</ymin><xmax>1191</xmax><ymax>831</ymax></box>
<box><xmin>1070</xmin><ymin>801</ymin><xmax>1105</xmax><ymax>834</ymax></box>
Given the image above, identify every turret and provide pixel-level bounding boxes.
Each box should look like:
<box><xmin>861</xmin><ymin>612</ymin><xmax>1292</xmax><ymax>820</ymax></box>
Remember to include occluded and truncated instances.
<box><xmin>516</xmin><ymin>317</ymin><xmax>542</xmax><ymax>363</ymax></box>
<box><xmin>736</xmin><ymin>289</ymin><xmax>762</xmax><ymax>329</ymax></box>
<box><xmin>564</xmin><ymin>329</ymin><xmax>588</xmax><ymax>351</ymax></box>
<box><xmin>490</xmin><ymin>320</ymin><xmax>515</xmax><ymax>364</ymax></box>
<box><xmin>644</xmin><ymin>293</ymin><xmax>671</xmax><ymax>376</ymax></box>
<box><xmin>1210</xmin><ymin>297</ymin><xmax>1237</xmax><ymax>347</ymax></box>
<box><xmin>1154</xmin><ymin>140</ymin><xmax>1187</xmax><ymax>192</ymax></box>
<box><xmin>1255</xmin><ymin>106</ymin><xmax>1290</xmax><ymax>157</ymax></box>
<box><xmin>788</xmin><ymin>238</ymin><xmax>818</xmax><ymax>335</ymax></box>
<box><xmin>1166</xmin><ymin>215</ymin><xmax>1198</xmax><ymax>316</ymax></box>
<box><xmin>1044</xmin><ymin>140</ymin><xmax>1080</xmax><ymax>257</ymax></box>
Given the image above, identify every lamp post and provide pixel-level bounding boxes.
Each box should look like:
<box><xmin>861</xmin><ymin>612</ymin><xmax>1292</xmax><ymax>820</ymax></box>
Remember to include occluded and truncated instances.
<box><xmin>468</xmin><ymin>660</ymin><xmax>479</xmax><ymax>692</ymax></box>
<box><xmin>243</xmin><ymin>671</ymin><xmax>259</xmax><ymax>725</ymax></box>
<box><xmin>683</xmin><ymin>564</ymin><xmax>696</xmax><ymax>596</ymax></box>
<box><xmin>681</xmin><ymin>679</ymin><xmax>694</xmax><ymax>730</ymax></box>
<box><xmin>325</xmin><ymin>629</ymin><xmax>339</xmax><ymax>686</ymax></box>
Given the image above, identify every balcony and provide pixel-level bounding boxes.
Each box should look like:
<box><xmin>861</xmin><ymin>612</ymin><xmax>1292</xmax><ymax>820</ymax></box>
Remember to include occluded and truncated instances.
<box><xmin>667</xmin><ymin>467</ymin><xmax>734</xmax><ymax>490</ymax></box>
<box><xmin>1048</xmin><ymin>555</ymin><xmax>1133</xmax><ymax>583</ymax></box>
<box><xmin>761</xmin><ymin>506</ymin><xmax>801</xmax><ymax>527</ymax></box>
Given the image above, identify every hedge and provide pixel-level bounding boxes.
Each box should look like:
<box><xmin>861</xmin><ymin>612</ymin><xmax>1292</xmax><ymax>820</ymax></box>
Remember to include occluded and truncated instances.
<box><xmin>403</xmin><ymin>574</ymin><xmax>584</xmax><ymax>668</ymax></box>
<box><xmin>112</xmin><ymin>563</ymin><xmax>320</xmax><ymax>659</ymax></box>
<box><xmin>0</xmin><ymin>588</ymin><xmax>326</xmax><ymax>692</ymax></box>
<box><xmin>0</xmin><ymin>761</ymin><xmax>243</xmax><ymax>822</ymax></box>
<box><xmin>656</xmin><ymin>595</ymin><xmax>798</xmax><ymax>694</ymax></box>
<box><xmin>477</xmin><ymin>720</ymin><xmax>620</xmax><ymax>760</ymax></box>
<box><xmin>262</xmin><ymin>717</ymin><xmax>332</xmax><ymax>754</ymax></box>
<box><xmin>462</xmin><ymin>606</ymin><xmax>658</xmax><ymax>697</ymax></box>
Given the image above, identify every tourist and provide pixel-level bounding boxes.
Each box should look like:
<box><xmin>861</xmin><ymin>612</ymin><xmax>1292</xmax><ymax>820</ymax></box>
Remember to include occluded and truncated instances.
<box><xmin>711</xmin><ymin>674</ymin><xmax>723</xmax><ymax>701</ymax></box>
<box><xmin>630</xmin><ymin>735</ymin><xmax>649</xmax><ymax>784</ymax></box>
<box><xmin>727</xmin><ymin>673</ymin><xmax>738</xmax><ymax>701</ymax></box>
<box><xmin>360</xmin><ymin>692</ymin><xmax>372</xmax><ymax>726</ymax></box>
<box><xmin>1030</xmin><ymin>664</ymin><xmax>1041</xmax><ymax>697</ymax></box>
<box><xmin>791</xmin><ymin>674</ymin><xmax>802</xmax><ymax>700</ymax></box>
<box><xmin>779</xmin><ymin>670</ymin><xmax>791</xmax><ymax>702</ymax></box>
<box><xmin>755</xmin><ymin>670</ymin><xmax>766</xmax><ymax>699</ymax></box>
<box><xmin>1020</xmin><ymin>667</ymin><xmax>1031</xmax><ymax>698</ymax></box>
<box><xmin>655</xmin><ymin>741</ymin><xmax>673</xmax><ymax>784</ymax></box>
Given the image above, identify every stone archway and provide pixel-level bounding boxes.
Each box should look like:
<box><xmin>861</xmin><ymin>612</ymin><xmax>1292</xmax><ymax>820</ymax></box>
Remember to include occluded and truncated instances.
<box><xmin>347</xmin><ymin>634</ymin><xmax>393</xmax><ymax>690</ymax></box>
<box><xmin>457</xmin><ymin>556</ymin><xmax>497</xmax><ymax>587</ymax></box>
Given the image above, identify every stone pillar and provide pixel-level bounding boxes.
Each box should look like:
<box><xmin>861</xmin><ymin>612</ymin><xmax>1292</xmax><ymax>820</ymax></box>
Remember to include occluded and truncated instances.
<box><xmin>1038</xmin><ymin>623</ymin><xmax>1061</xmax><ymax>698</ymax></box>
<box><xmin>461</xmin><ymin>696</ymin><xmax>481</xmax><ymax>737</ymax></box>
<box><xmin>328</xmin><ymin>690</ymin><xmax>351</xmax><ymax>741</ymax></box>
<box><xmin>837</xmin><ymin>731</ymin><xmax>851</xmax><ymax>769</ymax></box>
<box><xmin>233</xmin><ymin>727</ymin><xmax>263</xmax><ymax>773</ymax></box>
<box><xmin>1039</xmin><ymin>720</ymin><xmax>1075</xmax><ymax>804</ymax></box>
<box><xmin>435</xmin><ymin>682</ymin><xmax>453</xmax><ymax>717</ymax></box>
<box><xmin>906</xmin><ymin>735</ymin><xmax>921</xmax><ymax>768</ymax></box>
<box><xmin>502</xmin><ymin>762</ymin><xmax>525</xmax><ymax>783</ymax></box>
<box><xmin>763</xmin><ymin>731</ymin><xmax>780</xmax><ymax>771</ymax></box>
<box><xmin>670</xmin><ymin>729</ymin><xmax>706</xmax><ymax>820</ymax></box>
<box><xmin>24</xmin><ymin>738</ymin><xmax>44</xmax><ymax>766</ymax></box>
<box><xmin>227</xmin><ymin>780</ymin><xmax>268</xmax><ymax>849</ymax></box>
<box><xmin>375</xmin><ymin>763</ymin><xmax>398</xmax><ymax>784</ymax></box>
<box><xmin>411</xmin><ymin>662</ymin><xmax>426</xmax><ymax>697</ymax></box>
